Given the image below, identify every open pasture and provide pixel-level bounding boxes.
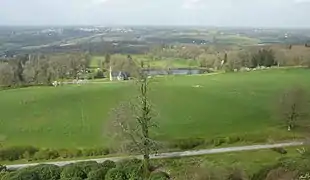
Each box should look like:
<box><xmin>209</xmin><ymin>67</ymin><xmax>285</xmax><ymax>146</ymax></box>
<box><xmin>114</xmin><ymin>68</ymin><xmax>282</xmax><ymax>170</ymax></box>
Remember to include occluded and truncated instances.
<box><xmin>0</xmin><ymin>68</ymin><xmax>309</xmax><ymax>148</ymax></box>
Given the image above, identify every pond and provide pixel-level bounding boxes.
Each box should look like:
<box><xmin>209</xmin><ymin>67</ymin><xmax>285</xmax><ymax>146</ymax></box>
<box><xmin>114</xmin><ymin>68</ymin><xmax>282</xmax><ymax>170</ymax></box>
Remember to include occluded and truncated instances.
<box><xmin>144</xmin><ymin>69</ymin><xmax>205</xmax><ymax>76</ymax></box>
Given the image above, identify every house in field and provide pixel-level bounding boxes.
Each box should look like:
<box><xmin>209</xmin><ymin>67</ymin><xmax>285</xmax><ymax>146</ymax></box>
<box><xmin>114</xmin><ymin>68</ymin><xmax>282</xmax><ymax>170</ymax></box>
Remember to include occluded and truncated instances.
<box><xmin>111</xmin><ymin>71</ymin><xmax>130</xmax><ymax>81</ymax></box>
<box><xmin>109</xmin><ymin>66</ymin><xmax>130</xmax><ymax>81</ymax></box>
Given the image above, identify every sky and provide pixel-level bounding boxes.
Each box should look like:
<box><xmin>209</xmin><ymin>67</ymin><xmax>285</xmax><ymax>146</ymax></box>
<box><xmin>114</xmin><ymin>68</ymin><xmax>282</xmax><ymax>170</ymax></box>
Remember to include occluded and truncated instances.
<box><xmin>0</xmin><ymin>0</ymin><xmax>310</xmax><ymax>27</ymax></box>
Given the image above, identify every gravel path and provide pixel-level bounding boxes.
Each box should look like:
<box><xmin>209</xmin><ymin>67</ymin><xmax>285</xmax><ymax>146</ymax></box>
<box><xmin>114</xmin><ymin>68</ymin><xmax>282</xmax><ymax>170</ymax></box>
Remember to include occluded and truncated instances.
<box><xmin>6</xmin><ymin>141</ymin><xmax>304</xmax><ymax>170</ymax></box>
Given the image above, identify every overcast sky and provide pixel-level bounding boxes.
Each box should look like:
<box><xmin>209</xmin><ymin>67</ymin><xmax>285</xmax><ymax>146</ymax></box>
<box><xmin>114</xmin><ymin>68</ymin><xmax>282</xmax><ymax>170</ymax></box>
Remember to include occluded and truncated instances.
<box><xmin>0</xmin><ymin>0</ymin><xmax>310</xmax><ymax>27</ymax></box>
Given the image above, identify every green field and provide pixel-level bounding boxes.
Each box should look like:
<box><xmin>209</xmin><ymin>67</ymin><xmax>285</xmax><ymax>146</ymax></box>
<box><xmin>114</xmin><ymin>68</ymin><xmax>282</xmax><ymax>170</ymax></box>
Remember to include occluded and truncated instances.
<box><xmin>147</xmin><ymin>58</ymin><xmax>199</xmax><ymax>68</ymax></box>
<box><xmin>0</xmin><ymin>68</ymin><xmax>309</xmax><ymax>148</ymax></box>
<box><xmin>216</xmin><ymin>35</ymin><xmax>261</xmax><ymax>45</ymax></box>
<box><xmin>90</xmin><ymin>55</ymin><xmax>199</xmax><ymax>69</ymax></box>
<box><xmin>89</xmin><ymin>56</ymin><xmax>104</xmax><ymax>68</ymax></box>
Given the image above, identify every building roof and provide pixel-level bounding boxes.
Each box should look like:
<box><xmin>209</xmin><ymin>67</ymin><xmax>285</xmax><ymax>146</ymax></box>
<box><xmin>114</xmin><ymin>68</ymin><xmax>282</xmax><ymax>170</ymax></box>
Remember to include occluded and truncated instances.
<box><xmin>111</xmin><ymin>71</ymin><xmax>130</xmax><ymax>78</ymax></box>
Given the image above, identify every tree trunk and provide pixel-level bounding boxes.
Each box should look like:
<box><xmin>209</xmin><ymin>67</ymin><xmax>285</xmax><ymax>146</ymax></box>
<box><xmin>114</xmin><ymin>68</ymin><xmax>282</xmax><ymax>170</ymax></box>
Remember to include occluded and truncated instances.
<box><xmin>141</xmin><ymin>75</ymin><xmax>151</xmax><ymax>178</ymax></box>
<box><xmin>142</xmin><ymin>101</ymin><xmax>150</xmax><ymax>178</ymax></box>
<box><xmin>143</xmin><ymin>154</ymin><xmax>150</xmax><ymax>178</ymax></box>
<box><xmin>109</xmin><ymin>66</ymin><xmax>113</xmax><ymax>81</ymax></box>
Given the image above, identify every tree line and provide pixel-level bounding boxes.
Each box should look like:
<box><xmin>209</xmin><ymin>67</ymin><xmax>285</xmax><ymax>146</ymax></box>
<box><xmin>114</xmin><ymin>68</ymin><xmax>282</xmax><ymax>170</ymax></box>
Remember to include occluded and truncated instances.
<box><xmin>0</xmin><ymin>52</ymin><xmax>143</xmax><ymax>88</ymax></box>
<box><xmin>148</xmin><ymin>44</ymin><xmax>310</xmax><ymax>71</ymax></box>
<box><xmin>1</xmin><ymin>44</ymin><xmax>310</xmax><ymax>88</ymax></box>
<box><xmin>0</xmin><ymin>53</ymin><xmax>91</xmax><ymax>88</ymax></box>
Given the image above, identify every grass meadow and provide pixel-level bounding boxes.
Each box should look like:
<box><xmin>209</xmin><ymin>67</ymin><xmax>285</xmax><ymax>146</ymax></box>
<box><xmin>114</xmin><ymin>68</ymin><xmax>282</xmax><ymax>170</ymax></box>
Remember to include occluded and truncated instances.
<box><xmin>0</xmin><ymin>68</ymin><xmax>310</xmax><ymax>148</ymax></box>
<box><xmin>90</xmin><ymin>55</ymin><xmax>200</xmax><ymax>69</ymax></box>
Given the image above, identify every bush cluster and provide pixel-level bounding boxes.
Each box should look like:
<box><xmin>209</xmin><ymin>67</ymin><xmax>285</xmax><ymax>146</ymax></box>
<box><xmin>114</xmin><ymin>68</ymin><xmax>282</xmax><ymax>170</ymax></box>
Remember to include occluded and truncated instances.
<box><xmin>251</xmin><ymin>155</ymin><xmax>310</xmax><ymax>180</ymax></box>
<box><xmin>189</xmin><ymin>162</ymin><xmax>249</xmax><ymax>180</ymax></box>
<box><xmin>0</xmin><ymin>133</ymin><xmax>287</xmax><ymax>163</ymax></box>
<box><xmin>169</xmin><ymin>133</ymin><xmax>281</xmax><ymax>151</ymax></box>
<box><xmin>0</xmin><ymin>165</ymin><xmax>6</xmax><ymax>172</ymax></box>
<box><xmin>188</xmin><ymin>157</ymin><xmax>310</xmax><ymax>180</ymax></box>
<box><xmin>0</xmin><ymin>164</ymin><xmax>7</xmax><ymax>180</ymax></box>
<box><xmin>1</xmin><ymin>160</ymin><xmax>117</xmax><ymax>180</ymax></box>
<box><xmin>1</xmin><ymin>159</ymin><xmax>170</xmax><ymax>180</ymax></box>
<box><xmin>0</xmin><ymin>146</ymin><xmax>110</xmax><ymax>162</ymax></box>
<box><xmin>5</xmin><ymin>150</ymin><xmax>310</xmax><ymax>180</ymax></box>
<box><xmin>169</xmin><ymin>136</ymin><xmax>245</xmax><ymax>150</ymax></box>
<box><xmin>169</xmin><ymin>138</ymin><xmax>205</xmax><ymax>150</ymax></box>
<box><xmin>0</xmin><ymin>146</ymin><xmax>39</xmax><ymax>161</ymax></box>
<box><xmin>105</xmin><ymin>158</ymin><xmax>170</xmax><ymax>180</ymax></box>
<box><xmin>149</xmin><ymin>171</ymin><xmax>170</xmax><ymax>180</ymax></box>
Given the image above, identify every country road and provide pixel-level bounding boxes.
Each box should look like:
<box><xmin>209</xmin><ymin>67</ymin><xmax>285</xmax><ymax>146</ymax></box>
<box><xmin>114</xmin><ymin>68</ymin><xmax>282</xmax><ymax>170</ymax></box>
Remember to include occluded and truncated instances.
<box><xmin>6</xmin><ymin>141</ymin><xmax>304</xmax><ymax>170</ymax></box>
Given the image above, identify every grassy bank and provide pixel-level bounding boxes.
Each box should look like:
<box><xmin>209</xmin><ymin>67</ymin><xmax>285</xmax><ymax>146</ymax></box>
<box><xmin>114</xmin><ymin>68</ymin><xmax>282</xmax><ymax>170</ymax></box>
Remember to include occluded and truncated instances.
<box><xmin>157</xmin><ymin>146</ymin><xmax>303</xmax><ymax>179</ymax></box>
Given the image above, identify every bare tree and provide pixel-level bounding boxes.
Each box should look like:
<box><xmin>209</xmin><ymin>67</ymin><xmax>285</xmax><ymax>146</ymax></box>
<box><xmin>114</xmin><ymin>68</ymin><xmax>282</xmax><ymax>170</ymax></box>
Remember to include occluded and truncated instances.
<box><xmin>238</xmin><ymin>50</ymin><xmax>253</xmax><ymax>68</ymax></box>
<box><xmin>22</xmin><ymin>55</ymin><xmax>51</xmax><ymax>85</ymax></box>
<box><xmin>106</xmin><ymin>62</ymin><xmax>158</xmax><ymax>178</ymax></box>
<box><xmin>276</xmin><ymin>86</ymin><xmax>309</xmax><ymax>131</ymax></box>
<box><xmin>273</xmin><ymin>48</ymin><xmax>288</xmax><ymax>67</ymax></box>
<box><xmin>0</xmin><ymin>62</ymin><xmax>15</xmax><ymax>87</ymax></box>
<box><xmin>22</xmin><ymin>56</ymin><xmax>39</xmax><ymax>84</ymax></box>
<box><xmin>301</xmin><ymin>51</ymin><xmax>310</xmax><ymax>68</ymax></box>
<box><xmin>224</xmin><ymin>52</ymin><xmax>242</xmax><ymax>72</ymax></box>
<box><xmin>68</xmin><ymin>54</ymin><xmax>82</xmax><ymax>79</ymax></box>
<box><xmin>47</xmin><ymin>56</ymin><xmax>67</xmax><ymax>81</ymax></box>
<box><xmin>104</xmin><ymin>53</ymin><xmax>111</xmax><ymax>70</ymax></box>
<box><xmin>306</xmin><ymin>59</ymin><xmax>310</xmax><ymax>68</ymax></box>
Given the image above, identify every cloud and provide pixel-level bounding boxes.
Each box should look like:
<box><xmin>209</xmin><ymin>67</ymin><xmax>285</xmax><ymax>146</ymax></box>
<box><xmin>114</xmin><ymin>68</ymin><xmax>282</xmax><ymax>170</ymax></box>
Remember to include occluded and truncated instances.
<box><xmin>181</xmin><ymin>0</ymin><xmax>236</xmax><ymax>10</ymax></box>
<box><xmin>1</xmin><ymin>0</ymin><xmax>310</xmax><ymax>27</ymax></box>
<box><xmin>91</xmin><ymin>0</ymin><xmax>110</xmax><ymax>4</ymax></box>
<box><xmin>293</xmin><ymin>0</ymin><xmax>310</xmax><ymax>3</ymax></box>
<box><xmin>182</xmin><ymin>0</ymin><xmax>206</xmax><ymax>9</ymax></box>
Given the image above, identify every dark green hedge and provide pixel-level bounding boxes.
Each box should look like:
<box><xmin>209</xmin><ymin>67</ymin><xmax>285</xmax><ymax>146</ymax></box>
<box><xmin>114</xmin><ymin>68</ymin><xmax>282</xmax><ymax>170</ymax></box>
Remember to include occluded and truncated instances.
<box><xmin>2</xmin><ymin>158</ymin><xmax>169</xmax><ymax>180</ymax></box>
<box><xmin>0</xmin><ymin>146</ymin><xmax>110</xmax><ymax>162</ymax></box>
